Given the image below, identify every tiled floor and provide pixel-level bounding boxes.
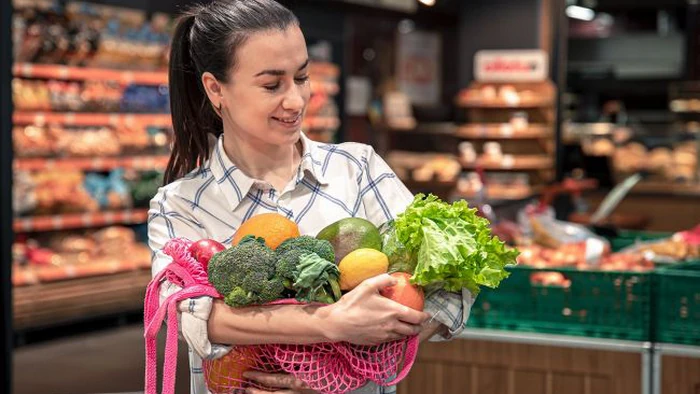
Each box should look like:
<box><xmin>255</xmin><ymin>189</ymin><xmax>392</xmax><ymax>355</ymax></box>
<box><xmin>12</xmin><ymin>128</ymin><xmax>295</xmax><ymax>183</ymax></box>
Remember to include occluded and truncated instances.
<box><xmin>13</xmin><ymin>324</ymin><xmax>190</xmax><ymax>394</ymax></box>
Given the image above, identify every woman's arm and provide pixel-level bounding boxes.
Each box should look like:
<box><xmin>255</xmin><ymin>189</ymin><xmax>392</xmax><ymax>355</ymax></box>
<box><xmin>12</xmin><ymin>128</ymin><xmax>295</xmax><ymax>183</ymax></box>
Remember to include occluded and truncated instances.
<box><xmin>209</xmin><ymin>274</ymin><xmax>430</xmax><ymax>346</ymax></box>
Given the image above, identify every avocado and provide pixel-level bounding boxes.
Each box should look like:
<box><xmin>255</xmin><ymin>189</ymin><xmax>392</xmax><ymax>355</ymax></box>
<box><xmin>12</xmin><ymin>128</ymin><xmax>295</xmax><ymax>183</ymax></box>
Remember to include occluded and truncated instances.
<box><xmin>316</xmin><ymin>218</ymin><xmax>382</xmax><ymax>264</ymax></box>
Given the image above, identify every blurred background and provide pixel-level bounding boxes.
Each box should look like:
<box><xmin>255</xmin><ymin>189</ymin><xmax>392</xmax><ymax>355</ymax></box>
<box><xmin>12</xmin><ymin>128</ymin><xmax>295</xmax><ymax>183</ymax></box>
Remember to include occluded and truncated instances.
<box><xmin>1</xmin><ymin>0</ymin><xmax>699</xmax><ymax>393</ymax></box>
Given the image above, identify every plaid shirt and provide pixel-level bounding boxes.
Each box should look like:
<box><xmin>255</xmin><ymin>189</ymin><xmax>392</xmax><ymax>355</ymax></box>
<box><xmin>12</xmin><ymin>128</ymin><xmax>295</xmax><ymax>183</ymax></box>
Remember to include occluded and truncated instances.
<box><xmin>148</xmin><ymin>133</ymin><xmax>473</xmax><ymax>394</ymax></box>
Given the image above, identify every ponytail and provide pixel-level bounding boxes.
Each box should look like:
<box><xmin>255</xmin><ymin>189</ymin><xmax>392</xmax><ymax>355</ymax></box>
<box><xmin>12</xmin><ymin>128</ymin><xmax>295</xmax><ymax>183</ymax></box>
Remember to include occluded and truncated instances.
<box><xmin>164</xmin><ymin>13</ymin><xmax>222</xmax><ymax>185</ymax></box>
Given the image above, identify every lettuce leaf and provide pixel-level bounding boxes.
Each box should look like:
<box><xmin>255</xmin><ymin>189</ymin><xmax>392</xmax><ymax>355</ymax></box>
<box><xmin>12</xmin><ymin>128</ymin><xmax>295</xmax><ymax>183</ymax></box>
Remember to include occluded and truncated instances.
<box><xmin>394</xmin><ymin>194</ymin><xmax>518</xmax><ymax>295</ymax></box>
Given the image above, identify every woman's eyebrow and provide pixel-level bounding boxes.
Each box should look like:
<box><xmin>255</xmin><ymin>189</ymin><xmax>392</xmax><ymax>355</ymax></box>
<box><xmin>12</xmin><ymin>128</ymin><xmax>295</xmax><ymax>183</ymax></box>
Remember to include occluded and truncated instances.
<box><xmin>254</xmin><ymin>59</ymin><xmax>310</xmax><ymax>77</ymax></box>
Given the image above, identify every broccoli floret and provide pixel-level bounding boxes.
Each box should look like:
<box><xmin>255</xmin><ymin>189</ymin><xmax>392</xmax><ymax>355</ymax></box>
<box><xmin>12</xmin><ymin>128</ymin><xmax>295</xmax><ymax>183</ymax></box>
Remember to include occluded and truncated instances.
<box><xmin>276</xmin><ymin>235</ymin><xmax>335</xmax><ymax>263</ymax></box>
<box><xmin>208</xmin><ymin>235</ymin><xmax>284</xmax><ymax>307</ymax></box>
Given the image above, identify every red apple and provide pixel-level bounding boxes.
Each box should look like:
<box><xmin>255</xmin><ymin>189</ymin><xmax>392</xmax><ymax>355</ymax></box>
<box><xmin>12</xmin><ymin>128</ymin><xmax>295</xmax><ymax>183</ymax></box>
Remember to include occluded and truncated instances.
<box><xmin>188</xmin><ymin>239</ymin><xmax>226</xmax><ymax>271</ymax></box>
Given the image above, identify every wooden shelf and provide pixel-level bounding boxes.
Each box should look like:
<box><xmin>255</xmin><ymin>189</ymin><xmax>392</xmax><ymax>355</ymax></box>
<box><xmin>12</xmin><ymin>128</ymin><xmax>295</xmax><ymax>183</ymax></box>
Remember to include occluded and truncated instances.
<box><xmin>13</xmin><ymin>112</ymin><xmax>172</xmax><ymax>127</ymax></box>
<box><xmin>455</xmin><ymin>97</ymin><xmax>554</xmax><ymax>109</ymax></box>
<box><xmin>630</xmin><ymin>181</ymin><xmax>700</xmax><ymax>197</ymax></box>
<box><xmin>13</xmin><ymin>63</ymin><xmax>168</xmax><ymax>85</ymax></box>
<box><xmin>303</xmin><ymin>116</ymin><xmax>340</xmax><ymax>130</ymax></box>
<box><xmin>14</xmin><ymin>209</ymin><xmax>150</xmax><ymax>232</ymax></box>
<box><xmin>14</xmin><ymin>155</ymin><xmax>169</xmax><ymax>171</ymax></box>
<box><xmin>387</xmin><ymin>122</ymin><xmax>456</xmax><ymax>136</ymax></box>
<box><xmin>13</xmin><ymin>268</ymin><xmax>152</xmax><ymax>330</ymax></box>
<box><xmin>456</xmin><ymin>124</ymin><xmax>552</xmax><ymax>139</ymax></box>
<box><xmin>461</xmin><ymin>155</ymin><xmax>554</xmax><ymax>170</ymax></box>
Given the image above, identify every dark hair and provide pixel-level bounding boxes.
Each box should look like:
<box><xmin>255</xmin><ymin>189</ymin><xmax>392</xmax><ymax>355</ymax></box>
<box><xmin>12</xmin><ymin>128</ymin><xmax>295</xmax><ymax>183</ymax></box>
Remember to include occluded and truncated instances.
<box><xmin>164</xmin><ymin>0</ymin><xmax>299</xmax><ymax>184</ymax></box>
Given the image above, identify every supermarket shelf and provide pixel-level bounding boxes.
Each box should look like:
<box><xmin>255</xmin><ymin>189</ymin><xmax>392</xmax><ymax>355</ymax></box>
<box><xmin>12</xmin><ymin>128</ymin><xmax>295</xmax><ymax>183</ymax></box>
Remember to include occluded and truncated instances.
<box><xmin>303</xmin><ymin>116</ymin><xmax>340</xmax><ymax>130</ymax></box>
<box><xmin>455</xmin><ymin>97</ymin><xmax>554</xmax><ymax>109</ymax></box>
<box><xmin>13</xmin><ymin>112</ymin><xmax>172</xmax><ymax>127</ymax></box>
<box><xmin>13</xmin><ymin>268</ymin><xmax>151</xmax><ymax>330</ymax></box>
<box><xmin>456</xmin><ymin>124</ymin><xmax>552</xmax><ymax>139</ymax></box>
<box><xmin>14</xmin><ymin>155</ymin><xmax>170</xmax><ymax>171</ymax></box>
<box><xmin>13</xmin><ymin>63</ymin><xmax>168</xmax><ymax>85</ymax></box>
<box><xmin>460</xmin><ymin>155</ymin><xmax>554</xmax><ymax>170</ymax></box>
<box><xmin>13</xmin><ymin>209</ymin><xmax>150</xmax><ymax>232</ymax></box>
<box><xmin>458</xmin><ymin>328</ymin><xmax>650</xmax><ymax>353</ymax></box>
<box><xmin>454</xmin><ymin>188</ymin><xmax>540</xmax><ymax>203</ymax></box>
<box><xmin>387</xmin><ymin>122</ymin><xmax>456</xmax><ymax>136</ymax></box>
<box><xmin>310</xmin><ymin>80</ymin><xmax>340</xmax><ymax>95</ymax></box>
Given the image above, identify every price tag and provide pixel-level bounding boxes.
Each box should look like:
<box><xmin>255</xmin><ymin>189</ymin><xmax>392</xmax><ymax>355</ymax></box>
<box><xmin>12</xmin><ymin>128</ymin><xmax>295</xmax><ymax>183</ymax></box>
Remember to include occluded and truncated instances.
<box><xmin>57</xmin><ymin>66</ymin><xmax>70</xmax><ymax>79</ymax></box>
<box><xmin>122</xmin><ymin>71</ymin><xmax>135</xmax><ymax>85</ymax></box>
<box><xmin>21</xmin><ymin>64</ymin><xmax>33</xmax><ymax>77</ymax></box>
<box><xmin>499</xmin><ymin>124</ymin><xmax>514</xmax><ymax>137</ymax></box>
<box><xmin>501</xmin><ymin>155</ymin><xmax>515</xmax><ymax>169</ymax></box>
<box><xmin>52</xmin><ymin>216</ymin><xmax>63</xmax><ymax>230</ymax></box>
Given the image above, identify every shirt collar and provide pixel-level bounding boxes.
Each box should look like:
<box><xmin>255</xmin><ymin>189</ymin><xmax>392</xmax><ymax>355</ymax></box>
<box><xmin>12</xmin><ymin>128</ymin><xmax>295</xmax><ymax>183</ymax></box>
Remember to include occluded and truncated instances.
<box><xmin>208</xmin><ymin>132</ymin><xmax>329</xmax><ymax>211</ymax></box>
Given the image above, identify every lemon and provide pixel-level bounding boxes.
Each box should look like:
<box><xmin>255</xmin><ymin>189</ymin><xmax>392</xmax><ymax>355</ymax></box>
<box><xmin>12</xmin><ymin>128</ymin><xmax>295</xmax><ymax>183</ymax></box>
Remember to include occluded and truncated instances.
<box><xmin>338</xmin><ymin>248</ymin><xmax>389</xmax><ymax>290</ymax></box>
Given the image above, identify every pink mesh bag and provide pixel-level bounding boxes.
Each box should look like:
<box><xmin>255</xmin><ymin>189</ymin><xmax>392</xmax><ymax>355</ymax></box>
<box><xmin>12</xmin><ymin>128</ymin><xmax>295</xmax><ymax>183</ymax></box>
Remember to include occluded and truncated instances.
<box><xmin>144</xmin><ymin>238</ymin><xmax>419</xmax><ymax>394</ymax></box>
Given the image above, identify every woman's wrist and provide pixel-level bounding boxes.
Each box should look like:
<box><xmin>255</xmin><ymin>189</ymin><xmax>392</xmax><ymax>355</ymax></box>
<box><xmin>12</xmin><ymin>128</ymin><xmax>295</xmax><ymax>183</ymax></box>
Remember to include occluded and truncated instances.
<box><xmin>312</xmin><ymin>304</ymin><xmax>341</xmax><ymax>343</ymax></box>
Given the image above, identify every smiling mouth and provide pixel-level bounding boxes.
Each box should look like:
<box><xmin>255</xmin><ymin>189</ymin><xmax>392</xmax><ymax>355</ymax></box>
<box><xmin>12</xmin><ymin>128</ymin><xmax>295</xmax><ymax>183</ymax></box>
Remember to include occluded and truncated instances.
<box><xmin>273</xmin><ymin>115</ymin><xmax>301</xmax><ymax>125</ymax></box>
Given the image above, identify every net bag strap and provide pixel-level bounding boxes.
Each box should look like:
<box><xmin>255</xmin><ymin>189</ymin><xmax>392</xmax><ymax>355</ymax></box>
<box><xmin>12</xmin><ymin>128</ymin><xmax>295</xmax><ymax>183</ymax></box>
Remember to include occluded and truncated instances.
<box><xmin>384</xmin><ymin>335</ymin><xmax>420</xmax><ymax>386</ymax></box>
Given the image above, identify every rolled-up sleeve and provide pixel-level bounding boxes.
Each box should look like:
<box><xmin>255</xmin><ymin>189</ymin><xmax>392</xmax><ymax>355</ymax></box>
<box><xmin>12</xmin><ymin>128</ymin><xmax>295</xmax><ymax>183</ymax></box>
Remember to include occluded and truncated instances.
<box><xmin>148</xmin><ymin>188</ymin><xmax>230</xmax><ymax>360</ymax></box>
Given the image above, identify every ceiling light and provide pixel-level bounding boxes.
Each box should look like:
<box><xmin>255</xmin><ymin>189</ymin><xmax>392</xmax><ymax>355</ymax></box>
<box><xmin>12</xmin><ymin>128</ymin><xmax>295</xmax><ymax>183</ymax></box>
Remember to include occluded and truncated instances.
<box><xmin>418</xmin><ymin>0</ymin><xmax>436</xmax><ymax>6</ymax></box>
<box><xmin>566</xmin><ymin>5</ymin><xmax>595</xmax><ymax>21</ymax></box>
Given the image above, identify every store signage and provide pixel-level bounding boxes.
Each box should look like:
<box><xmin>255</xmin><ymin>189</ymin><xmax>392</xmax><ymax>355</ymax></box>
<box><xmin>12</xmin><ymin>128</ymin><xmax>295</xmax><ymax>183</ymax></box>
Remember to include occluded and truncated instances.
<box><xmin>474</xmin><ymin>50</ymin><xmax>549</xmax><ymax>82</ymax></box>
<box><xmin>396</xmin><ymin>30</ymin><xmax>441</xmax><ymax>106</ymax></box>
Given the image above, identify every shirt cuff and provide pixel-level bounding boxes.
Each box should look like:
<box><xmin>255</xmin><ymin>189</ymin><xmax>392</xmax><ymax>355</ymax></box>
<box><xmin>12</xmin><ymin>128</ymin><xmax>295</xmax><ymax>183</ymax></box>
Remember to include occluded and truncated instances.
<box><xmin>160</xmin><ymin>280</ymin><xmax>231</xmax><ymax>360</ymax></box>
<box><xmin>423</xmin><ymin>288</ymin><xmax>475</xmax><ymax>342</ymax></box>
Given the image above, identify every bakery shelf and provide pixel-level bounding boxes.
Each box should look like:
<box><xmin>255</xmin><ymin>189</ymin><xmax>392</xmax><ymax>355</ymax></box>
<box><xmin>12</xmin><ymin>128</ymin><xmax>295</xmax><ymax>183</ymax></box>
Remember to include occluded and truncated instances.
<box><xmin>13</xmin><ymin>268</ymin><xmax>152</xmax><ymax>330</ymax></box>
<box><xmin>387</xmin><ymin>122</ymin><xmax>456</xmax><ymax>135</ymax></box>
<box><xmin>455</xmin><ymin>97</ymin><xmax>554</xmax><ymax>109</ymax></box>
<box><xmin>14</xmin><ymin>155</ymin><xmax>170</xmax><ymax>171</ymax></box>
<box><xmin>456</xmin><ymin>124</ymin><xmax>552</xmax><ymax>139</ymax></box>
<box><xmin>310</xmin><ymin>80</ymin><xmax>340</xmax><ymax>95</ymax></box>
<box><xmin>303</xmin><ymin>116</ymin><xmax>340</xmax><ymax>130</ymax></box>
<box><xmin>13</xmin><ymin>63</ymin><xmax>168</xmax><ymax>85</ymax></box>
<box><xmin>14</xmin><ymin>209</ymin><xmax>150</xmax><ymax>232</ymax></box>
<box><xmin>13</xmin><ymin>112</ymin><xmax>172</xmax><ymax>127</ymax></box>
<box><xmin>461</xmin><ymin>155</ymin><xmax>554</xmax><ymax>170</ymax></box>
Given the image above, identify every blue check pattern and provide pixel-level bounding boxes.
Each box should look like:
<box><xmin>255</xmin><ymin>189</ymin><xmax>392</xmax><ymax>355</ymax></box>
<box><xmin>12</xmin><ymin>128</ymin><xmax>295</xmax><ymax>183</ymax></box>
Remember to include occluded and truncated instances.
<box><xmin>148</xmin><ymin>133</ymin><xmax>472</xmax><ymax>394</ymax></box>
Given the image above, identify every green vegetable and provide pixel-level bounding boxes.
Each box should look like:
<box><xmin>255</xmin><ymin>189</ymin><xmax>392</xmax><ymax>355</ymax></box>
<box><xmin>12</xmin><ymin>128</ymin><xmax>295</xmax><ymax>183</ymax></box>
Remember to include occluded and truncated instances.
<box><xmin>379</xmin><ymin>220</ymin><xmax>417</xmax><ymax>274</ymax></box>
<box><xmin>276</xmin><ymin>235</ymin><xmax>335</xmax><ymax>263</ymax></box>
<box><xmin>292</xmin><ymin>252</ymin><xmax>342</xmax><ymax>304</ymax></box>
<box><xmin>208</xmin><ymin>235</ymin><xmax>285</xmax><ymax>307</ymax></box>
<box><xmin>394</xmin><ymin>194</ymin><xmax>519</xmax><ymax>295</ymax></box>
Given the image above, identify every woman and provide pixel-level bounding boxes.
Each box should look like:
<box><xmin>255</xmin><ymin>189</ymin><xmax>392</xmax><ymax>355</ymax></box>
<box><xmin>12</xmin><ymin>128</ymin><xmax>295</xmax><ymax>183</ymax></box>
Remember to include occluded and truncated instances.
<box><xmin>148</xmin><ymin>1</ymin><xmax>472</xmax><ymax>393</ymax></box>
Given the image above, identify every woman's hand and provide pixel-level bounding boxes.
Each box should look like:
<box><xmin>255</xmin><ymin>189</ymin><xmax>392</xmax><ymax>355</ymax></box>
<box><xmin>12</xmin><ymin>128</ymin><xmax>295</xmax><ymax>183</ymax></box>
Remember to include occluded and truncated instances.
<box><xmin>319</xmin><ymin>274</ymin><xmax>431</xmax><ymax>345</ymax></box>
<box><xmin>243</xmin><ymin>371</ymin><xmax>316</xmax><ymax>394</ymax></box>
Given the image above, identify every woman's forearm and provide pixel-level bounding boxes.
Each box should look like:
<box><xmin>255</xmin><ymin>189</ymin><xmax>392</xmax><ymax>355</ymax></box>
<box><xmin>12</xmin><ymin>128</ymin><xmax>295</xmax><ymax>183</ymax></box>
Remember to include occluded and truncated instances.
<box><xmin>207</xmin><ymin>300</ymin><xmax>333</xmax><ymax>345</ymax></box>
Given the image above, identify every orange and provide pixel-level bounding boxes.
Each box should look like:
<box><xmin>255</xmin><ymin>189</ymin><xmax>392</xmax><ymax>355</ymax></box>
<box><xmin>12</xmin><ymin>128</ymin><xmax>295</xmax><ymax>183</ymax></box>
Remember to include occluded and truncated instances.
<box><xmin>205</xmin><ymin>348</ymin><xmax>257</xmax><ymax>393</ymax></box>
<box><xmin>232</xmin><ymin>213</ymin><xmax>300</xmax><ymax>250</ymax></box>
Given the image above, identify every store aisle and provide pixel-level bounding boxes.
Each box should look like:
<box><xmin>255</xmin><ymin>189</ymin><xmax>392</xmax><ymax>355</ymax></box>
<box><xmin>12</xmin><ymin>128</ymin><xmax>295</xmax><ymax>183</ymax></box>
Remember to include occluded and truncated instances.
<box><xmin>13</xmin><ymin>324</ymin><xmax>190</xmax><ymax>394</ymax></box>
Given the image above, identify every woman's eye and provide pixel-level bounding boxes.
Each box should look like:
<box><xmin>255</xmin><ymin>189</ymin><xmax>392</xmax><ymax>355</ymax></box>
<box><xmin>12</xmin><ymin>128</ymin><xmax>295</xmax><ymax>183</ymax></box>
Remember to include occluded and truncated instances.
<box><xmin>295</xmin><ymin>75</ymin><xmax>310</xmax><ymax>84</ymax></box>
<box><xmin>264</xmin><ymin>83</ymin><xmax>280</xmax><ymax>91</ymax></box>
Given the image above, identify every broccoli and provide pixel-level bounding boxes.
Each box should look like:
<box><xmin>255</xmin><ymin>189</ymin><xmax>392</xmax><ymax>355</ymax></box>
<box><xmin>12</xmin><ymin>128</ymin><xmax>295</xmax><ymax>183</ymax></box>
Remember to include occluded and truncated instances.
<box><xmin>207</xmin><ymin>235</ymin><xmax>284</xmax><ymax>307</ymax></box>
<box><xmin>276</xmin><ymin>235</ymin><xmax>335</xmax><ymax>263</ymax></box>
<box><xmin>292</xmin><ymin>252</ymin><xmax>342</xmax><ymax>304</ymax></box>
<box><xmin>275</xmin><ymin>249</ymin><xmax>308</xmax><ymax>290</ymax></box>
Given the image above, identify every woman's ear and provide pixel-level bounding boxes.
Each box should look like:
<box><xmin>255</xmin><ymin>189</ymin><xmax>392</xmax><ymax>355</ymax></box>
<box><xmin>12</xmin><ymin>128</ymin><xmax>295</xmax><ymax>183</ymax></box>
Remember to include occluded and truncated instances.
<box><xmin>201</xmin><ymin>71</ymin><xmax>224</xmax><ymax>111</ymax></box>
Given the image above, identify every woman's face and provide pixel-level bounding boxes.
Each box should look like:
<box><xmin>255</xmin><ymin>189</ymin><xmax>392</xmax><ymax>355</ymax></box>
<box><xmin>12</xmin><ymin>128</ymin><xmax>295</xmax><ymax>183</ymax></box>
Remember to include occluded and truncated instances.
<box><xmin>218</xmin><ymin>25</ymin><xmax>311</xmax><ymax>147</ymax></box>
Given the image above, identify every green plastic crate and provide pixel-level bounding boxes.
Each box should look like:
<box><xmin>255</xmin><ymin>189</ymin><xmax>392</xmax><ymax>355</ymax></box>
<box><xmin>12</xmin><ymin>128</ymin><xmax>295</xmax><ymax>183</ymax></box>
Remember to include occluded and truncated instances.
<box><xmin>468</xmin><ymin>265</ymin><xmax>652</xmax><ymax>341</ymax></box>
<box><xmin>608</xmin><ymin>230</ymin><xmax>672</xmax><ymax>253</ymax></box>
<box><xmin>654</xmin><ymin>263</ymin><xmax>700</xmax><ymax>345</ymax></box>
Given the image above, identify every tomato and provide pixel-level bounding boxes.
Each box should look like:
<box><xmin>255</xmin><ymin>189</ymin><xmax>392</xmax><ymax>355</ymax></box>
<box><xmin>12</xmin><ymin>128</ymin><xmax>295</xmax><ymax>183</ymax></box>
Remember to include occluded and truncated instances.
<box><xmin>189</xmin><ymin>239</ymin><xmax>226</xmax><ymax>271</ymax></box>
<box><xmin>380</xmin><ymin>272</ymin><xmax>425</xmax><ymax>311</ymax></box>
